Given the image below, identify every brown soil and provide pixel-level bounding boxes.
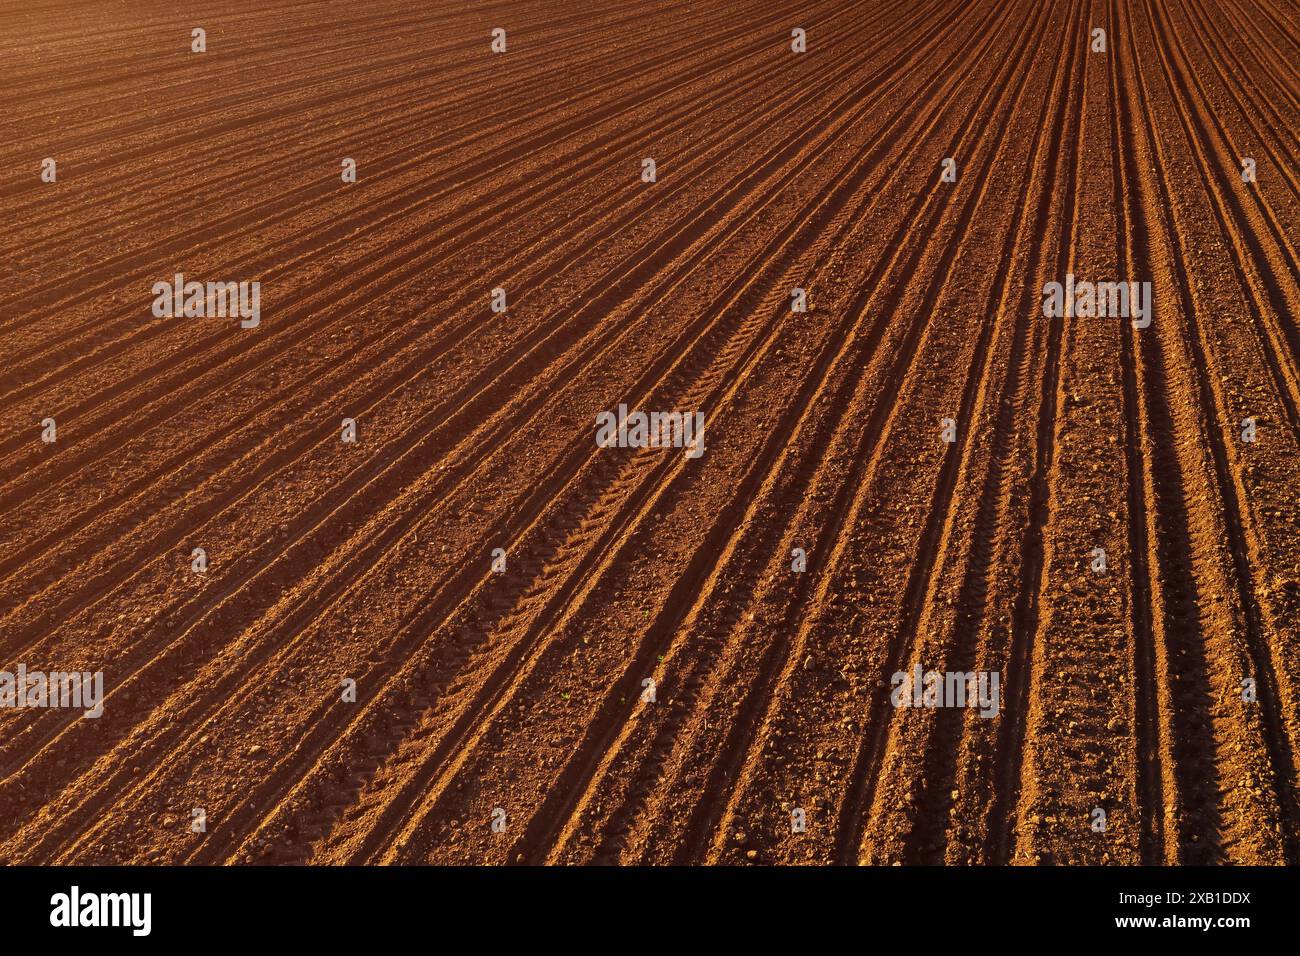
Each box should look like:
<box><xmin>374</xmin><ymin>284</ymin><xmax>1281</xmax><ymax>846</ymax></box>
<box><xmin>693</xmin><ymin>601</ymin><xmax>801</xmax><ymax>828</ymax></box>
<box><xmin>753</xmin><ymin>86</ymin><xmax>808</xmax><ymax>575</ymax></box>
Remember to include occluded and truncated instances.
<box><xmin>1</xmin><ymin>0</ymin><xmax>1297</xmax><ymax>865</ymax></box>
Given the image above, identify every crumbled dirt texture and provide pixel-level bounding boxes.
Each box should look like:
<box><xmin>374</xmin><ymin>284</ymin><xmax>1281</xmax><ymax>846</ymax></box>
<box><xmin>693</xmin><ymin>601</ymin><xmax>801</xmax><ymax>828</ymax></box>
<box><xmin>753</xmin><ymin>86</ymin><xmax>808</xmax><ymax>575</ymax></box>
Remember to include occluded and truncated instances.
<box><xmin>1</xmin><ymin>0</ymin><xmax>1297</xmax><ymax>865</ymax></box>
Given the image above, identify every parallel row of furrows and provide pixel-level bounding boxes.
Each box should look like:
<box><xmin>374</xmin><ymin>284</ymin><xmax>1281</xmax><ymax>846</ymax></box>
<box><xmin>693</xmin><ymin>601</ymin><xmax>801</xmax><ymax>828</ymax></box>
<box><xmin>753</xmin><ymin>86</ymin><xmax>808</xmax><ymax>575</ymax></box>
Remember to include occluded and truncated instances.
<box><xmin>0</xmin><ymin>0</ymin><xmax>872</xmax><ymax>645</ymax></box>
<box><xmin>1087</xmin><ymin>0</ymin><xmax>1294</xmax><ymax>865</ymax></box>
<box><xmin>616</xmin><ymin>0</ymin><xmax>1053</xmax><ymax>867</ymax></box>
<box><xmin>837</xmin><ymin>0</ymin><xmax>1081</xmax><ymax>868</ymax></box>
<box><xmin>976</xmin><ymin>0</ymin><xmax>1089</xmax><ymax>866</ymax></box>
<box><xmin>0</xmin><ymin>0</ymin><xmax>890</xmax><ymax>751</ymax></box>
<box><xmin>0</xmin><ymin>0</ymin><xmax>633</xmax><ymax>180</ymax></box>
<box><xmin>230</xmin><ymin>124</ymin><xmax>894</xmax><ymax>863</ymax></box>
<box><xmin>1156</xmin><ymin>0</ymin><xmax>1300</xmax><ymax>793</ymax></box>
<box><xmin>1153</xmin><ymin>0</ymin><xmax>1300</xmax><ymax>443</ymax></box>
<box><xmin>657</xmin><ymin>0</ymin><xmax>1049</xmax><ymax>866</ymax></box>
<box><xmin>0</xmin><ymin>4</ymin><xmax>855</xmax><ymax>553</ymax></box>
<box><xmin>225</xmin><ymin>299</ymin><xmax>783</xmax><ymax>863</ymax></box>
<box><xmin>1107</xmin><ymin>0</ymin><xmax>1168</xmax><ymax>865</ymax></box>
<box><xmin>2</xmin><ymin>4</ymin><xmax>491</xmax><ymax>133</ymax></box>
<box><xmin>1237</xmin><ymin>0</ymin><xmax>1300</xmax><ymax>68</ymax></box>
<box><xmin>0</xmin><ymin>3</ymin><xmax>705</xmax><ymax>305</ymax></box>
<box><xmin>1193</xmin><ymin>0</ymin><xmax>1300</xmax><ymax>156</ymax></box>
<box><xmin>9</xmin><ymin>0</ymin><xmax>1289</xmax><ymax>868</ymax></box>
<box><xmin>1209</xmin><ymin>12</ymin><xmax>1300</xmax><ymax>125</ymax></box>
<box><xmin>1127</xmin><ymin>0</ymin><xmax>1298</xmax><ymax>860</ymax></box>
<box><xmin>863</xmin><ymin>0</ymin><xmax>1093</xmax><ymax>866</ymax></box>
<box><xmin>491</xmin><ymin>0</ymin><xmax>1030</xmax><ymax>868</ymax></box>
<box><xmin>0</xmin><ymin>0</ymin><xmax>845</xmax><ymax>381</ymax></box>
<box><xmin>0</xmin><ymin>0</ymin><xmax>930</xmax><ymax>868</ymax></box>
<box><xmin>526</xmin><ymin>0</ymin><xmax>1042</xmax><ymax>867</ymax></box>
<box><xmin>2</xmin><ymin>3</ymin><xmax>349</xmax><ymax>105</ymax></box>
<box><xmin>1021</xmin><ymin>0</ymin><xmax>1300</xmax><ymax>870</ymax></box>
<box><xmin>0</xmin><ymin>0</ymin><xmax>449</xmax><ymax>101</ymax></box>
<box><xmin>0</xmin><ymin>20</ymin><xmax>841</xmax><ymax>501</ymax></box>
<box><xmin>1160</xmin><ymin>0</ymin><xmax>1300</xmax><ymax>462</ymax></box>
<box><xmin>0</xmin><ymin>74</ymin><xmax>809</xmax><ymax>645</ymax></box>
<box><xmin>215</xmin><ymin>0</ymin><xmax>965</xmax><ymax>866</ymax></box>
<box><xmin>0</xmin><ymin>0</ymin><xmax>755</xmax><ymax>288</ymax></box>
<box><xmin>1123</xmin><ymin>79</ymin><xmax>1244</xmax><ymax>866</ymax></box>
<box><xmin>373</xmin><ymin>270</ymin><xmax>858</xmax><ymax>864</ymax></box>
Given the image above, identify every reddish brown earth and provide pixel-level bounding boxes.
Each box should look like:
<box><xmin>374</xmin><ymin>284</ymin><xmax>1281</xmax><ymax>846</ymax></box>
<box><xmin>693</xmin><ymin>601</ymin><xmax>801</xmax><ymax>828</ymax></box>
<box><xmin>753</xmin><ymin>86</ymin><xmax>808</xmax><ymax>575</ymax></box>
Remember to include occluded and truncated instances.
<box><xmin>1</xmin><ymin>0</ymin><xmax>1297</xmax><ymax>866</ymax></box>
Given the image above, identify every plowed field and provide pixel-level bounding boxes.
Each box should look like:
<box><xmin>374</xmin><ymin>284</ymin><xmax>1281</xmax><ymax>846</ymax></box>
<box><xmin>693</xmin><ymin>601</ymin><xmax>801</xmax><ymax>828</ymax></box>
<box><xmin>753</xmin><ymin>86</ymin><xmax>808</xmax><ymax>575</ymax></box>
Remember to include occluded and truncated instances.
<box><xmin>2</xmin><ymin>0</ymin><xmax>1298</xmax><ymax>865</ymax></box>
